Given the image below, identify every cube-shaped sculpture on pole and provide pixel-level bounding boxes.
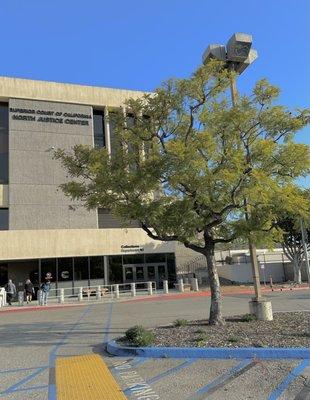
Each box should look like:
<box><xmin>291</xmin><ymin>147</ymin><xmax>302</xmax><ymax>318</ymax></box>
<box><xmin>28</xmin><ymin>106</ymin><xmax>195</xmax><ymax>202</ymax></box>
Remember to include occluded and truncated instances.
<box><xmin>234</xmin><ymin>48</ymin><xmax>258</xmax><ymax>74</ymax></box>
<box><xmin>226</xmin><ymin>33</ymin><xmax>252</xmax><ymax>62</ymax></box>
<box><xmin>202</xmin><ymin>44</ymin><xmax>226</xmax><ymax>64</ymax></box>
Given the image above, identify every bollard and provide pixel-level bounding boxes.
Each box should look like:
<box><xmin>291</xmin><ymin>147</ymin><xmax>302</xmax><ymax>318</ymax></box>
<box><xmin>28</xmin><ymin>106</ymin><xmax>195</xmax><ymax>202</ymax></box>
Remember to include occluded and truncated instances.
<box><xmin>163</xmin><ymin>280</ymin><xmax>169</xmax><ymax>294</ymax></box>
<box><xmin>96</xmin><ymin>286</ymin><xmax>101</xmax><ymax>300</ymax></box>
<box><xmin>58</xmin><ymin>288</ymin><xmax>65</xmax><ymax>304</ymax></box>
<box><xmin>114</xmin><ymin>284</ymin><xmax>120</xmax><ymax>299</ymax></box>
<box><xmin>147</xmin><ymin>281</ymin><xmax>153</xmax><ymax>296</ymax></box>
<box><xmin>78</xmin><ymin>287</ymin><xmax>83</xmax><ymax>302</ymax></box>
<box><xmin>18</xmin><ymin>291</ymin><xmax>24</xmax><ymax>306</ymax></box>
<box><xmin>37</xmin><ymin>290</ymin><xmax>42</xmax><ymax>306</ymax></box>
<box><xmin>178</xmin><ymin>279</ymin><xmax>184</xmax><ymax>293</ymax></box>
<box><xmin>131</xmin><ymin>283</ymin><xmax>136</xmax><ymax>297</ymax></box>
<box><xmin>191</xmin><ymin>278</ymin><xmax>199</xmax><ymax>292</ymax></box>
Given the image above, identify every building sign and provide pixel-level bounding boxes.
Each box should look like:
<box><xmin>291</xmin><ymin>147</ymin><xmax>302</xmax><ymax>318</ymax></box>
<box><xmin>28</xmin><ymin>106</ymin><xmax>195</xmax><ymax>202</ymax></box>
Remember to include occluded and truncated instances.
<box><xmin>9</xmin><ymin>107</ymin><xmax>92</xmax><ymax>126</ymax></box>
<box><xmin>121</xmin><ymin>245</ymin><xmax>144</xmax><ymax>253</ymax></box>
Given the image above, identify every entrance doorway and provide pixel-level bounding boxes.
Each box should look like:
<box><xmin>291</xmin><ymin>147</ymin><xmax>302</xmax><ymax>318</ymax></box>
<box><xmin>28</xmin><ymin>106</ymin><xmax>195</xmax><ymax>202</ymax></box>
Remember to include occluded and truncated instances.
<box><xmin>123</xmin><ymin>263</ymin><xmax>168</xmax><ymax>288</ymax></box>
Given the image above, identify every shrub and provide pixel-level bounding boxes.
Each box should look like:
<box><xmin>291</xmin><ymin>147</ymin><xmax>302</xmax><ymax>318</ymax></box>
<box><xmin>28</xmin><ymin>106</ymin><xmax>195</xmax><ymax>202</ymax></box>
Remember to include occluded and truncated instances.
<box><xmin>228</xmin><ymin>336</ymin><xmax>239</xmax><ymax>343</ymax></box>
<box><xmin>125</xmin><ymin>325</ymin><xmax>155</xmax><ymax>347</ymax></box>
<box><xmin>241</xmin><ymin>313</ymin><xmax>257</xmax><ymax>322</ymax></box>
<box><xmin>173</xmin><ymin>319</ymin><xmax>188</xmax><ymax>327</ymax></box>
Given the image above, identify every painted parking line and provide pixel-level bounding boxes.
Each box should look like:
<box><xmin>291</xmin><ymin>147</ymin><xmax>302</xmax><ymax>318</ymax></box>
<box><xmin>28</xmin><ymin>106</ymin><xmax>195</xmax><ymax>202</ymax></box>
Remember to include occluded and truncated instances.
<box><xmin>0</xmin><ymin>366</ymin><xmax>48</xmax><ymax>395</ymax></box>
<box><xmin>0</xmin><ymin>365</ymin><xmax>48</xmax><ymax>374</ymax></box>
<box><xmin>0</xmin><ymin>385</ymin><xmax>48</xmax><ymax>397</ymax></box>
<box><xmin>268</xmin><ymin>359</ymin><xmax>310</xmax><ymax>400</ymax></box>
<box><xmin>56</xmin><ymin>354</ymin><xmax>127</xmax><ymax>399</ymax></box>
<box><xmin>186</xmin><ymin>359</ymin><xmax>254</xmax><ymax>400</ymax></box>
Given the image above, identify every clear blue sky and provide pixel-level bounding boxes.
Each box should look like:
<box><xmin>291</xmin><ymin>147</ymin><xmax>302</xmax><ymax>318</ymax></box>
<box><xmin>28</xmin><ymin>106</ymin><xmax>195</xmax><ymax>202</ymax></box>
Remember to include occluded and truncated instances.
<box><xmin>1</xmin><ymin>0</ymin><xmax>309</xmax><ymax>184</ymax></box>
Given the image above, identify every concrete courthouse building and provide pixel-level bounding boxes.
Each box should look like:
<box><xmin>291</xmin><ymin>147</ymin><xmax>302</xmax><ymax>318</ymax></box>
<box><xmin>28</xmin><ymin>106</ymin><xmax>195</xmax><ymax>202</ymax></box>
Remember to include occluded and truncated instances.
<box><xmin>0</xmin><ymin>77</ymin><xmax>178</xmax><ymax>292</ymax></box>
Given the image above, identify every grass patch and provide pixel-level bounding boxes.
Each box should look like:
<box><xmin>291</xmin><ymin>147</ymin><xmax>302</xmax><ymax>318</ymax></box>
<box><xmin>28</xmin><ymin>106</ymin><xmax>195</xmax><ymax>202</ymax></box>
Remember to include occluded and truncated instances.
<box><xmin>241</xmin><ymin>313</ymin><xmax>257</xmax><ymax>322</ymax></box>
<box><xmin>125</xmin><ymin>325</ymin><xmax>155</xmax><ymax>347</ymax></box>
<box><xmin>173</xmin><ymin>319</ymin><xmax>188</xmax><ymax>327</ymax></box>
<box><xmin>228</xmin><ymin>336</ymin><xmax>239</xmax><ymax>343</ymax></box>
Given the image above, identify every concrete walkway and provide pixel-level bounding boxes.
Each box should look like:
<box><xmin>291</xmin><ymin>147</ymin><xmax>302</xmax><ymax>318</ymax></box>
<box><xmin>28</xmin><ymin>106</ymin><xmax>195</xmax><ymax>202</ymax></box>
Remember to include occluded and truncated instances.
<box><xmin>0</xmin><ymin>289</ymin><xmax>309</xmax><ymax>399</ymax></box>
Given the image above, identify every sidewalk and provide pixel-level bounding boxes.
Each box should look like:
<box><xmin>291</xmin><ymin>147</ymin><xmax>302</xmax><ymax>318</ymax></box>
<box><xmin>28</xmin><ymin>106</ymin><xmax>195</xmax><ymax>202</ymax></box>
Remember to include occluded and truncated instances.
<box><xmin>1</xmin><ymin>283</ymin><xmax>308</xmax><ymax>313</ymax></box>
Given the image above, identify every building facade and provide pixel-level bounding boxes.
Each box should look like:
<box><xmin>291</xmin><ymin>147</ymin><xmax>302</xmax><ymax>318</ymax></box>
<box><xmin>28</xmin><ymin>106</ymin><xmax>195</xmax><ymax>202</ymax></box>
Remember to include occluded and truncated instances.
<box><xmin>0</xmin><ymin>76</ymin><xmax>177</xmax><ymax>292</ymax></box>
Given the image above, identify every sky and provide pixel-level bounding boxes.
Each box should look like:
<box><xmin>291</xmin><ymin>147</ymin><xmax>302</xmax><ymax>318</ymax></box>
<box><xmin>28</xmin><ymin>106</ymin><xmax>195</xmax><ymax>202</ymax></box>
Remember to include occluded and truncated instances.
<box><xmin>0</xmin><ymin>0</ymin><xmax>309</xmax><ymax>185</ymax></box>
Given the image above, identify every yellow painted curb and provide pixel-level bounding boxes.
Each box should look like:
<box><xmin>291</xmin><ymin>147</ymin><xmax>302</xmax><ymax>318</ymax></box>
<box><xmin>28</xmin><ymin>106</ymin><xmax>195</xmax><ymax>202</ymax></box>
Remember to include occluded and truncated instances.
<box><xmin>56</xmin><ymin>354</ymin><xmax>127</xmax><ymax>399</ymax></box>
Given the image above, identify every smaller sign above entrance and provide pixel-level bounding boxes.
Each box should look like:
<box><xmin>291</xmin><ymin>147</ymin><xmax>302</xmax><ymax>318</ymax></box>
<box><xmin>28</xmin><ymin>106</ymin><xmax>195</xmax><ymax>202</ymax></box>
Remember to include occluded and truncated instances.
<box><xmin>121</xmin><ymin>245</ymin><xmax>144</xmax><ymax>253</ymax></box>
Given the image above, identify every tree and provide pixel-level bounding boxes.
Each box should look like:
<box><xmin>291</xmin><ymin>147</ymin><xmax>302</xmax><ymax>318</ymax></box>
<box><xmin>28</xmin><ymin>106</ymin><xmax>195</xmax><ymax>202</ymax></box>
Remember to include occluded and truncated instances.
<box><xmin>54</xmin><ymin>61</ymin><xmax>310</xmax><ymax>325</ymax></box>
<box><xmin>275</xmin><ymin>191</ymin><xmax>310</xmax><ymax>284</ymax></box>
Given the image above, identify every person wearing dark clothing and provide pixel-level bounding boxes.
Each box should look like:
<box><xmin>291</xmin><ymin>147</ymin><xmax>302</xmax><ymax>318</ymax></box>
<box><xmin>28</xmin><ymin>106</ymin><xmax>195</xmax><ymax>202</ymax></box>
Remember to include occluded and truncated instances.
<box><xmin>5</xmin><ymin>279</ymin><xmax>16</xmax><ymax>305</ymax></box>
<box><xmin>24</xmin><ymin>279</ymin><xmax>34</xmax><ymax>303</ymax></box>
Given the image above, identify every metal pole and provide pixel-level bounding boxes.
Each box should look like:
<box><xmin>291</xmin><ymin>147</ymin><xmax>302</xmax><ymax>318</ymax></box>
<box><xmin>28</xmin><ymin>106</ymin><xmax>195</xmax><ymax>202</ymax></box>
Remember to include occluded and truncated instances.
<box><xmin>230</xmin><ymin>75</ymin><xmax>262</xmax><ymax>300</ymax></box>
<box><xmin>300</xmin><ymin>219</ymin><xmax>310</xmax><ymax>287</ymax></box>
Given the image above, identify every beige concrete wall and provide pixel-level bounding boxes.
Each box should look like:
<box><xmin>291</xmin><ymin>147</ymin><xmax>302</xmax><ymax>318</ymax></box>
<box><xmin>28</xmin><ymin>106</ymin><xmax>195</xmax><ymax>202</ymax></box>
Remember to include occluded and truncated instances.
<box><xmin>0</xmin><ymin>228</ymin><xmax>174</xmax><ymax>261</ymax></box>
<box><xmin>0</xmin><ymin>76</ymin><xmax>150</xmax><ymax>108</ymax></box>
<box><xmin>0</xmin><ymin>185</ymin><xmax>8</xmax><ymax>207</ymax></box>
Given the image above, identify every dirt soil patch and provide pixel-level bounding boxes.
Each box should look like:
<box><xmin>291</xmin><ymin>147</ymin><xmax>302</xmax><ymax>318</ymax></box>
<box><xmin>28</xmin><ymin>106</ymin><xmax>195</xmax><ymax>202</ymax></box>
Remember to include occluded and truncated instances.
<box><xmin>152</xmin><ymin>312</ymin><xmax>310</xmax><ymax>348</ymax></box>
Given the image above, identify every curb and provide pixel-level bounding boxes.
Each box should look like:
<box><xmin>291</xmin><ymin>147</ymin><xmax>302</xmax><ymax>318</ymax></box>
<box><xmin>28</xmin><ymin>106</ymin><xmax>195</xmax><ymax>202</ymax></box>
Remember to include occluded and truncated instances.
<box><xmin>106</xmin><ymin>340</ymin><xmax>310</xmax><ymax>360</ymax></box>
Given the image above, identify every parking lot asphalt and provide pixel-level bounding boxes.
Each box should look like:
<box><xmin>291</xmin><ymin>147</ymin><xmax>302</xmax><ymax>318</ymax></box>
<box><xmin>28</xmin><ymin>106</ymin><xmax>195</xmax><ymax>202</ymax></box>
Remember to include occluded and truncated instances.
<box><xmin>0</xmin><ymin>289</ymin><xmax>309</xmax><ymax>400</ymax></box>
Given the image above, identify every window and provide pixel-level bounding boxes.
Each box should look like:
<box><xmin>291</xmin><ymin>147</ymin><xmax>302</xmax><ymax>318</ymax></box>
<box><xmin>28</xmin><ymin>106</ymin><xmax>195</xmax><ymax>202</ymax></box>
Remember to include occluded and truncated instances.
<box><xmin>89</xmin><ymin>256</ymin><xmax>104</xmax><ymax>279</ymax></box>
<box><xmin>0</xmin><ymin>209</ymin><xmax>8</xmax><ymax>230</ymax></box>
<box><xmin>93</xmin><ymin>109</ymin><xmax>105</xmax><ymax>148</ymax></box>
<box><xmin>98</xmin><ymin>208</ymin><xmax>140</xmax><ymax>229</ymax></box>
<box><xmin>0</xmin><ymin>103</ymin><xmax>8</xmax><ymax>184</ymax></box>
<box><xmin>145</xmin><ymin>253</ymin><xmax>166</xmax><ymax>263</ymax></box>
<box><xmin>74</xmin><ymin>257</ymin><xmax>89</xmax><ymax>280</ymax></box>
<box><xmin>108</xmin><ymin>256</ymin><xmax>122</xmax><ymax>284</ymax></box>
<box><xmin>40</xmin><ymin>259</ymin><xmax>56</xmax><ymax>283</ymax></box>
<box><xmin>57</xmin><ymin>258</ymin><xmax>73</xmax><ymax>281</ymax></box>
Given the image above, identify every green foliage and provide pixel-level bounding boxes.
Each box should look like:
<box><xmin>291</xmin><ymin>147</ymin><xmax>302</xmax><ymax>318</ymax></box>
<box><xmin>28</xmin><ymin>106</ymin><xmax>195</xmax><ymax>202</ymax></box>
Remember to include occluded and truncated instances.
<box><xmin>173</xmin><ymin>319</ymin><xmax>189</xmax><ymax>327</ymax></box>
<box><xmin>54</xmin><ymin>60</ymin><xmax>310</xmax><ymax>324</ymax></box>
<box><xmin>241</xmin><ymin>313</ymin><xmax>257</xmax><ymax>322</ymax></box>
<box><xmin>228</xmin><ymin>336</ymin><xmax>239</xmax><ymax>343</ymax></box>
<box><xmin>125</xmin><ymin>325</ymin><xmax>155</xmax><ymax>347</ymax></box>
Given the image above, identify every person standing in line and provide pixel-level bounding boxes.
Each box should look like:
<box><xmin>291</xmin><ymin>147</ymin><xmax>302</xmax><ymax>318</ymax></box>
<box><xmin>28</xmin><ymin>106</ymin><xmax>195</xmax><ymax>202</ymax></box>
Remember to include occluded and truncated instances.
<box><xmin>24</xmin><ymin>278</ymin><xmax>34</xmax><ymax>304</ymax></box>
<box><xmin>40</xmin><ymin>273</ymin><xmax>52</xmax><ymax>306</ymax></box>
<box><xmin>5</xmin><ymin>279</ymin><xmax>16</xmax><ymax>306</ymax></box>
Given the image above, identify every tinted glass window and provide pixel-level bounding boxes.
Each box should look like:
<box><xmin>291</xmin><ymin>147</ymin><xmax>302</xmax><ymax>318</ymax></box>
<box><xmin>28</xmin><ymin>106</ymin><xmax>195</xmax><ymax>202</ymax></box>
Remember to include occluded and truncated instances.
<box><xmin>89</xmin><ymin>256</ymin><xmax>104</xmax><ymax>279</ymax></box>
<box><xmin>0</xmin><ymin>209</ymin><xmax>8</xmax><ymax>230</ymax></box>
<box><xmin>57</xmin><ymin>258</ymin><xmax>73</xmax><ymax>281</ymax></box>
<box><xmin>41</xmin><ymin>259</ymin><xmax>56</xmax><ymax>283</ymax></box>
<box><xmin>145</xmin><ymin>253</ymin><xmax>166</xmax><ymax>263</ymax></box>
<box><xmin>93</xmin><ymin>110</ymin><xmax>105</xmax><ymax>148</ymax></box>
<box><xmin>0</xmin><ymin>104</ymin><xmax>8</xmax><ymax>184</ymax></box>
<box><xmin>108</xmin><ymin>256</ymin><xmax>122</xmax><ymax>284</ymax></box>
<box><xmin>74</xmin><ymin>257</ymin><xmax>89</xmax><ymax>280</ymax></box>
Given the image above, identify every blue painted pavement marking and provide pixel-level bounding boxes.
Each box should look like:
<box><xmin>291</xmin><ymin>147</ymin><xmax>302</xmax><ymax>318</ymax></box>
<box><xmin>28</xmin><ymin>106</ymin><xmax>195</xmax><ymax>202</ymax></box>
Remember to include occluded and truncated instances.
<box><xmin>147</xmin><ymin>358</ymin><xmax>196</xmax><ymax>385</ymax></box>
<box><xmin>0</xmin><ymin>366</ymin><xmax>48</xmax><ymax>395</ymax></box>
<box><xmin>0</xmin><ymin>385</ymin><xmax>48</xmax><ymax>397</ymax></box>
<box><xmin>268</xmin><ymin>359</ymin><xmax>310</xmax><ymax>400</ymax></box>
<box><xmin>103</xmin><ymin>301</ymin><xmax>114</xmax><ymax>345</ymax></box>
<box><xmin>186</xmin><ymin>358</ymin><xmax>253</xmax><ymax>400</ymax></box>
<box><xmin>0</xmin><ymin>365</ymin><xmax>48</xmax><ymax>374</ymax></box>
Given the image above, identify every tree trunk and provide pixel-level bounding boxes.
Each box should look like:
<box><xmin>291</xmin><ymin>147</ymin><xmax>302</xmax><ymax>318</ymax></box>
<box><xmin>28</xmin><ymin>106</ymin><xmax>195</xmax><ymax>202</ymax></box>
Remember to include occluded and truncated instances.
<box><xmin>293</xmin><ymin>255</ymin><xmax>302</xmax><ymax>284</ymax></box>
<box><xmin>204</xmin><ymin>244</ymin><xmax>224</xmax><ymax>325</ymax></box>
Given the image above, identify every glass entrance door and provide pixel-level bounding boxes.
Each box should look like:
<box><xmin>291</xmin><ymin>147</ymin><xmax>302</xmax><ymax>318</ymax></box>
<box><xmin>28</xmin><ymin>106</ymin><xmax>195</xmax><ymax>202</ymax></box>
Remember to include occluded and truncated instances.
<box><xmin>123</xmin><ymin>263</ymin><xmax>168</xmax><ymax>287</ymax></box>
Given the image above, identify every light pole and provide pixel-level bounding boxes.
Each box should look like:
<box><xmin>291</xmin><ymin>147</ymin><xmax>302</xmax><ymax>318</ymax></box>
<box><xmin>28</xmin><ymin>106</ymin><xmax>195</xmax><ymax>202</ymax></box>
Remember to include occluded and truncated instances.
<box><xmin>202</xmin><ymin>34</ymin><xmax>273</xmax><ymax>320</ymax></box>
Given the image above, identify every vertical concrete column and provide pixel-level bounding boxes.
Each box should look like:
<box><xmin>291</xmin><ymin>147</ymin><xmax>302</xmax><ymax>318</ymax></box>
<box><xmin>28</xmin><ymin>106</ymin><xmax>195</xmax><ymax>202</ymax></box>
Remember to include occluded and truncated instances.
<box><xmin>114</xmin><ymin>284</ymin><xmax>120</xmax><ymax>299</ymax></box>
<box><xmin>131</xmin><ymin>283</ymin><xmax>136</xmax><ymax>297</ymax></box>
<box><xmin>178</xmin><ymin>279</ymin><xmax>184</xmax><ymax>293</ymax></box>
<box><xmin>104</xmin><ymin>107</ymin><xmax>111</xmax><ymax>155</ymax></box>
<box><xmin>163</xmin><ymin>280</ymin><xmax>169</xmax><ymax>294</ymax></box>
<box><xmin>191</xmin><ymin>278</ymin><xmax>199</xmax><ymax>292</ymax></box>
<box><xmin>249</xmin><ymin>299</ymin><xmax>273</xmax><ymax>321</ymax></box>
<box><xmin>59</xmin><ymin>288</ymin><xmax>65</xmax><ymax>304</ymax></box>
<box><xmin>147</xmin><ymin>282</ymin><xmax>153</xmax><ymax>296</ymax></box>
<box><xmin>96</xmin><ymin>286</ymin><xmax>101</xmax><ymax>300</ymax></box>
<box><xmin>18</xmin><ymin>291</ymin><xmax>24</xmax><ymax>306</ymax></box>
<box><xmin>78</xmin><ymin>287</ymin><xmax>83</xmax><ymax>301</ymax></box>
<box><xmin>104</xmin><ymin>255</ymin><xmax>109</xmax><ymax>286</ymax></box>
